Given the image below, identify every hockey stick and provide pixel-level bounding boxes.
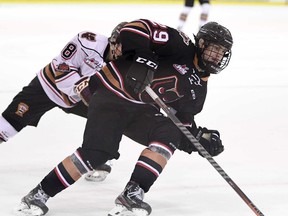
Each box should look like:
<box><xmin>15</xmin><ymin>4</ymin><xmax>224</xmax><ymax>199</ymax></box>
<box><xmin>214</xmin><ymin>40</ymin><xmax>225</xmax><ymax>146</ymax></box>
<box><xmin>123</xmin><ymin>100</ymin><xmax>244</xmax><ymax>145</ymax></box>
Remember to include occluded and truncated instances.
<box><xmin>145</xmin><ymin>86</ymin><xmax>265</xmax><ymax>216</ymax></box>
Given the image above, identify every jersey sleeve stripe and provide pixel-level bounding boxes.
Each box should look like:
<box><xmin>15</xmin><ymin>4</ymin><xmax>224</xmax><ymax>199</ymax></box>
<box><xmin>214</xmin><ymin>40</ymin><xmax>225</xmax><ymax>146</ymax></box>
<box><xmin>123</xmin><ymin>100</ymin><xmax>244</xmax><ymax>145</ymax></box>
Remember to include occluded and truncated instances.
<box><xmin>121</xmin><ymin>27</ymin><xmax>150</xmax><ymax>39</ymax></box>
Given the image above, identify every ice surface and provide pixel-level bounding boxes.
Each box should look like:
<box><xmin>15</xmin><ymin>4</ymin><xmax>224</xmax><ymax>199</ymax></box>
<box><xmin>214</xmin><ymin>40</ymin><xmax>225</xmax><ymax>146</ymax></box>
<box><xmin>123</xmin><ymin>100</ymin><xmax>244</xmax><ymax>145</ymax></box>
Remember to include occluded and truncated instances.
<box><xmin>0</xmin><ymin>3</ymin><xmax>287</xmax><ymax>216</ymax></box>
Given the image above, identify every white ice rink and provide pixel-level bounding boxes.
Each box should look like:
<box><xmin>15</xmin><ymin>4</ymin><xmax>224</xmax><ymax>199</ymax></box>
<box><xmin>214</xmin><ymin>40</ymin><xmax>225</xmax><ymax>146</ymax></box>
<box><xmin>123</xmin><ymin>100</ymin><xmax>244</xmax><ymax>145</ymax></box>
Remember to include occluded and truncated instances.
<box><xmin>0</xmin><ymin>3</ymin><xmax>288</xmax><ymax>216</ymax></box>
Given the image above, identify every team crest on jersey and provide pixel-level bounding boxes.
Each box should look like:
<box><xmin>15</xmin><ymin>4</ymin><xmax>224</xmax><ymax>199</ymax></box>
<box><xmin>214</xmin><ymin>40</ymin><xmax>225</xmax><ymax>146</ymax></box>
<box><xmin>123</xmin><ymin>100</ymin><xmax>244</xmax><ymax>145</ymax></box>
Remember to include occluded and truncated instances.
<box><xmin>57</xmin><ymin>63</ymin><xmax>71</xmax><ymax>72</ymax></box>
<box><xmin>140</xmin><ymin>76</ymin><xmax>183</xmax><ymax>103</ymax></box>
<box><xmin>15</xmin><ymin>102</ymin><xmax>29</xmax><ymax>117</ymax></box>
<box><xmin>173</xmin><ymin>64</ymin><xmax>189</xmax><ymax>75</ymax></box>
<box><xmin>84</xmin><ymin>57</ymin><xmax>102</xmax><ymax>70</ymax></box>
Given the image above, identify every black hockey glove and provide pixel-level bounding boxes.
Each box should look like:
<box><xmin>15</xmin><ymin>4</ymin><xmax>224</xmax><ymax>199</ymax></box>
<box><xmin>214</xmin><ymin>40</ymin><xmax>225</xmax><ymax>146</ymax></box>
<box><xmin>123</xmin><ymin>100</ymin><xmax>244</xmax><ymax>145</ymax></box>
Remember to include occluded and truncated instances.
<box><xmin>74</xmin><ymin>76</ymin><xmax>93</xmax><ymax>106</ymax></box>
<box><xmin>178</xmin><ymin>127</ymin><xmax>224</xmax><ymax>157</ymax></box>
<box><xmin>125</xmin><ymin>56</ymin><xmax>158</xmax><ymax>94</ymax></box>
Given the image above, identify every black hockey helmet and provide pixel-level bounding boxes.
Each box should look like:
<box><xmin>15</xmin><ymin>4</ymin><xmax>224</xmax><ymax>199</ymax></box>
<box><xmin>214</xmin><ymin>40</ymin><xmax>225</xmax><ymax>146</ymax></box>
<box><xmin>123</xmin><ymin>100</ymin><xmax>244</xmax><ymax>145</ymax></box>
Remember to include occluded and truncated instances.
<box><xmin>195</xmin><ymin>21</ymin><xmax>233</xmax><ymax>74</ymax></box>
<box><xmin>109</xmin><ymin>21</ymin><xmax>128</xmax><ymax>45</ymax></box>
<box><xmin>109</xmin><ymin>21</ymin><xmax>128</xmax><ymax>60</ymax></box>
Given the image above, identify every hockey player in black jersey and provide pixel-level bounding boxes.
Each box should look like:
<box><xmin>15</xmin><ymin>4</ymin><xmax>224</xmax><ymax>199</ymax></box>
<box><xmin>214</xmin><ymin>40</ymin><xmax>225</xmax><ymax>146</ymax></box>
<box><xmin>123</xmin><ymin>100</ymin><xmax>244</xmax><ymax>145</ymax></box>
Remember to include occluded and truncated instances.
<box><xmin>16</xmin><ymin>20</ymin><xmax>233</xmax><ymax>216</ymax></box>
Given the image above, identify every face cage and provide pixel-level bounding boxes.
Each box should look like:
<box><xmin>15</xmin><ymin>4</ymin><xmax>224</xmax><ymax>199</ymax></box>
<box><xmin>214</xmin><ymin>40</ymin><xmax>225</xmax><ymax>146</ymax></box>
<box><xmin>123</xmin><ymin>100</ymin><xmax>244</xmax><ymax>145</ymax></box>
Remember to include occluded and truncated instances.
<box><xmin>110</xmin><ymin>42</ymin><xmax>122</xmax><ymax>60</ymax></box>
<box><xmin>202</xmin><ymin>49</ymin><xmax>232</xmax><ymax>74</ymax></box>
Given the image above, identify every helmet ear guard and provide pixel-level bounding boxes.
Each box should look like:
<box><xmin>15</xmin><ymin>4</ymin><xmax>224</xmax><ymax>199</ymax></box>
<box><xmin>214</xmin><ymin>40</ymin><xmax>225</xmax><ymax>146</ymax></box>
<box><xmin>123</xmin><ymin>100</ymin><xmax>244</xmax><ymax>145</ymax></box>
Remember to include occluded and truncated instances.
<box><xmin>195</xmin><ymin>22</ymin><xmax>233</xmax><ymax>74</ymax></box>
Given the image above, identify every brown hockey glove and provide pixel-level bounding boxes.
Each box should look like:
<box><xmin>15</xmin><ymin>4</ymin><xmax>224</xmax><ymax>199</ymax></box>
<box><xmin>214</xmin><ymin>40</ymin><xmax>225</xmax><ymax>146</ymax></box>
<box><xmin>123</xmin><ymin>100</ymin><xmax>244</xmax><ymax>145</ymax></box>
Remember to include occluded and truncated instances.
<box><xmin>178</xmin><ymin>126</ymin><xmax>224</xmax><ymax>157</ymax></box>
<box><xmin>74</xmin><ymin>77</ymin><xmax>92</xmax><ymax>106</ymax></box>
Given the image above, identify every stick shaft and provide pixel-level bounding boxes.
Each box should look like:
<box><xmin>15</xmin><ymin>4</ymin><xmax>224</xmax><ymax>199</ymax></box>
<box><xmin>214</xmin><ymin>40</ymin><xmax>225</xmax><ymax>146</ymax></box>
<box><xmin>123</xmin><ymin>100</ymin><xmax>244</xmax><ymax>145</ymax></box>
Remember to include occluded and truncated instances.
<box><xmin>145</xmin><ymin>86</ymin><xmax>264</xmax><ymax>216</ymax></box>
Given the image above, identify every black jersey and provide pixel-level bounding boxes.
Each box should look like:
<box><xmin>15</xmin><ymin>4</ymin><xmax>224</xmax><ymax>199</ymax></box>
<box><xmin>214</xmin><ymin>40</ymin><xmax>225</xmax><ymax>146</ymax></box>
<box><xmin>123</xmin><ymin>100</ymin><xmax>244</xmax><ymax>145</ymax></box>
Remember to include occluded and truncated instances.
<box><xmin>96</xmin><ymin>19</ymin><xmax>207</xmax><ymax>126</ymax></box>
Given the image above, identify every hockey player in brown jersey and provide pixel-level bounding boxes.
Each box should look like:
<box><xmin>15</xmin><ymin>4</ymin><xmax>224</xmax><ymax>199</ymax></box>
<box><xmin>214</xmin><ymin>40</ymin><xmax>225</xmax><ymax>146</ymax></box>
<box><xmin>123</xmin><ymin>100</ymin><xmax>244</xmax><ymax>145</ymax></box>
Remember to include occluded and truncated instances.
<box><xmin>15</xmin><ymin>20</ymin><xmax>233</xmax><ymax>216</ymax></box>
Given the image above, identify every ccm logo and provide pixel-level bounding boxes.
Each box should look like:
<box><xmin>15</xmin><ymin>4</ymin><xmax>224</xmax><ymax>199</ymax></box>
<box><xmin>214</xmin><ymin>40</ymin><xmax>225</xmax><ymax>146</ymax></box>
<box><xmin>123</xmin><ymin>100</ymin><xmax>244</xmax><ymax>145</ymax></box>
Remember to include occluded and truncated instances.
<box><xmin>136</xmin><ymin>57</ymin><xmax>158</xmax><ymax>69</ymax></box>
